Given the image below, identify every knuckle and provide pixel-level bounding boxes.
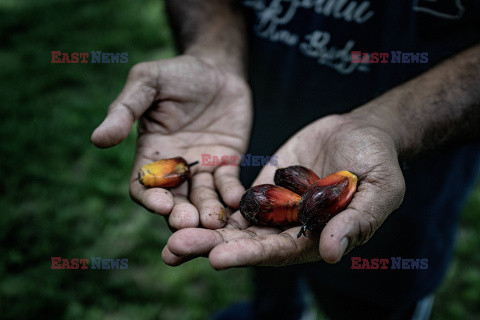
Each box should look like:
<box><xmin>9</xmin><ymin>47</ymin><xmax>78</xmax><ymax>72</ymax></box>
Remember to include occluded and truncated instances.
<box><xmin>212</xmin><ymin>230</ymin><xmax>227</xmax><ymax>244</ymax></box>
<box><xmin>129</xmin><ymin>62</ymin><xmax>149</xmax><ymax>79</ymax></box>
<box><xmin>243</xmin><ymin>229</ymin><xmax>258</xmax><ymax>238</ymax></box>
<box><xmin>226</xmin><ymin>218</ymin><xmax>243</xmax><ymax>230</ymax></box>
<box><xmin>199</xmin><ymin>197</ymin><xmax>219</xmax><ymax>209</ymax></box>
<box><xmin>251</xmin><ymin>237</ymin><xmax>268</xmax><ymax>261</ymax></box>
<box><xmin>219</xmin><ymin>178</ymin><xmax>236</xmax><ymax>191</ymax></box>
<box><xmin>195</xmin><ymin>188</ymin><xmax>218</xmax><ymax>204</ymax></box>
<box><xmin>280</xmin><ymin>233</ymin><xmax>300</xmax><ymax>252</ymax></box>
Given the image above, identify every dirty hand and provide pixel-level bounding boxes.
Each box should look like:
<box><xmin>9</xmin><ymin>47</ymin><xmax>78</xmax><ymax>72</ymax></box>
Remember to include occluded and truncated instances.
<box><xmin>91</xmin><ymin>55</ymin><xmax>252</xmax><ymax>230</ymax></box>
<box><xmin>163</xmin><ymin>114</ymin><xmax>406</xmax><ymax>268</ymax></box>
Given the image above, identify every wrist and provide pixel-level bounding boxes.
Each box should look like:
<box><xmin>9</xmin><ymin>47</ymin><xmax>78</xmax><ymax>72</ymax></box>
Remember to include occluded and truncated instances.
<box><xmin>184</xmin><ymin>45</ymin><xmax>247</xmax><ymax>78</ymax></box>
<box><xmin>166</xmin><ymin>0</ymin><xmax>248</xmax><ymax>78</ymax></box>
<box><xmin>349</xmin><ymin>44</ymin><xmax>480</xmax><ymax>161</ymax></box>
<box><xmin>346</xmin><ymin>104</ymin><xmax>405</xmax><ymax>159</ymax></box>
<box><xmin>348</xmin><ymin>90</ymin><xmax>414</xmax><ymax>161</ymax></box>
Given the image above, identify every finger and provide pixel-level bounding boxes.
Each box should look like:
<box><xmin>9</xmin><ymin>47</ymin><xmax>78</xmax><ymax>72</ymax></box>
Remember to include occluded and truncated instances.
<box><xmin>162</xmin><ymin>245</ymin><xmax>194</xmax><ymax>266</ymax></box>
<box><xmin>224</xmin><ymin>206</ymin><xmax>235</xmax><ymax>219</ymax></box>
<box><xmin>214</xmin><ymin>165</ymin><xmax>245</xmax><ymax>208</ymax></box>
<box><xmin>129</xmin><ymin>182</ymin><xmax>175</xmax><ymax>215</ymax></box>
<box><xmin>163</xmin><ymin>215</ymin><xmax>177</xmax><ymax>233</ymax></box>
<box><xmin>91</xmin><ymin>63</ymin><xmax>158</xmax><ymax>148</ymax></box>
<box><xmin>250</xmin><ymin>165</ymin><xmax>277</xmax><ymax>186</ymax></box>
<box><xmin>319</xmin><ymin>171</ymin><xmax>405</xmax><ymax>264</ymax></box>
<box><xmin>209</xmin><ymin>228</ymin><xmax>320</xmax><ymax>270</ymax></box>
<box><xmin>224</xmin><ymin>211</ymin><xmax>250</xmax><ymax>230</ymax></box>
<box><xmin>189</xmin><ymin>172</ymin><xmax>227</xmax><ymax>229</ymax></box>
<box><xmin>129</xmin><ymin>155</ymin><xmax>188</xmax><ymax>216</ymax></box>
<box><xmin>167</xmin><ymin>223</ymin><xmax>278</xmax><ymax>259</ymax></box>
<box><xmin>169</xmin><ymin>196</ymin><xmax>200</xmax><ymax>229</ymax></box>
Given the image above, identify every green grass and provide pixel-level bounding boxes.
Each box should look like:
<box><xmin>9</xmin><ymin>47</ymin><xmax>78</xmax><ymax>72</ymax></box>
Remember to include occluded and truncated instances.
<box><xmin>0</xmin><ymin>1</ymin><xmax>251</xmax><ymax>319</ymax></box>
<box><xmin>431</xmin><ymin>186</ymin><xmax>480</xmax><ymax>320</ymax></box>
<box><xmin>0</xmin><ymin>0</ymin><xmax>478</xmax><ymax>319</ymax></box>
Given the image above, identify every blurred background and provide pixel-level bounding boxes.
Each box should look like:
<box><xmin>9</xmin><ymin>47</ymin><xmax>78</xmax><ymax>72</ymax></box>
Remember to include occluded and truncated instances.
<box><xmin>0</xmin><ymin>0</ymin><xmax>478</xmax><ymax>319</ymax></box>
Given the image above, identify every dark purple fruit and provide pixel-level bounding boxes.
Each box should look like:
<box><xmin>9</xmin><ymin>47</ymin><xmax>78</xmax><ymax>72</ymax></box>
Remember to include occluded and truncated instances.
<box><xmin>240</xmin><ymin>184</ymin><xmax>301</xmax><ymax>226</ymax></box>
<box><xmin>274</xmin><ymin>165</ymin><xmax>320</xmax><ymax>195</ymax></box>
<box><xmin>297</xmin><ymin>171</ymin><xmax>358</xmax><ymax>238</ymax></box>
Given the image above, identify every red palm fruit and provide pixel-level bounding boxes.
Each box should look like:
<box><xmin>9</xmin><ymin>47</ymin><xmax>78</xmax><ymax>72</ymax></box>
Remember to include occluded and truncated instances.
<box><xmin>138</xmin><ymin>157</ymin><xmax>198</xmax><ymax>188</ymax></box>
<box><xmin>297</xmin><ymin>171</ymin><xmax>358</xmax><ymax>238</ymax></box>
<box><xmin>240</xmin><ymin>184</ymin><xmax>302</xmax><ymax>226</ymax></box>
<box><xmin>274</xmin><ymin>165</ymin><xmax>320</xmax><ymax>195</ymax></box>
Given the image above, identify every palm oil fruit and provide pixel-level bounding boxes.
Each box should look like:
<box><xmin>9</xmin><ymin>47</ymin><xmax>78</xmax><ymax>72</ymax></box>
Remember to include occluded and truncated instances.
<box><xmin>240</xmin><ymin>184</ymin><xmax>302</xmax><ymax>226</ymax></box>
<box><xmin>138</xmin><ymin>157</ymin><xmax>198</xmax><ymax>188</ymax></box>
<box><xmin>274</xmin><ymin>165</ymin><xmax>320</xmax><ymax>195</ymax></box>
<box><xmin>297</xmin><ymin>171</ymin><xmax>357</xmax><ymax>238</ymax></box>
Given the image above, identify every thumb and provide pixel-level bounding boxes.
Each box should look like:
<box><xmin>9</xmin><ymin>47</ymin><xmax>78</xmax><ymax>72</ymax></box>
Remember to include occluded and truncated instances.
<box><xmin>91</xmin><ymin>63</ymin><xmax>158</xmax><ymax>148</ymax></box>
<box><xmin>318</xmin><ymin>172</ymin><xmax>405</xmax><ymax>263</ymax></box>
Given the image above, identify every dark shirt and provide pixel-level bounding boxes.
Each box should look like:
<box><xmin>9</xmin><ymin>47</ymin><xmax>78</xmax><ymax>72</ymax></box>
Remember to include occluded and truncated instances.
<box><xmin>240</xmin><ymin>0</ymin><xmax>480</xmax><ymax>307</ymax></box>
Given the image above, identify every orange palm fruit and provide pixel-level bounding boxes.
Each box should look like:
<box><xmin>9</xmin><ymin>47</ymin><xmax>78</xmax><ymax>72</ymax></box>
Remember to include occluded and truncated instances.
<box><xmin>138</xmin><ymin>157</ymin><xmax>197</xmax><ymax>188</ymax></box>
<box><xmin>274</xmin><ymin>165</ymin><xmax>320</xmax><ymax>195</ymax></box>
<box><xmin>297</xmin><ymin>171</ymin><xmax>357</xmax><ymax>238</ymax></box>
<box><xmin>239</xmin><ymin>184</ymin><xmax>302</xmax><ymax>226</ymax></box>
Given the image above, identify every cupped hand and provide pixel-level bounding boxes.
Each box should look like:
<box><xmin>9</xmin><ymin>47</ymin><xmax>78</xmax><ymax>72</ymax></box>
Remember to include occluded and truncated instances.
<box><xmin>91</xmin><ymin>55</ymin><xmax>252</xmax><ymax>229</ymax></box>
<box><xmin>163</xmin><ymin>114</ymin><xmax>406</xmax><ymax>268</ymax></box>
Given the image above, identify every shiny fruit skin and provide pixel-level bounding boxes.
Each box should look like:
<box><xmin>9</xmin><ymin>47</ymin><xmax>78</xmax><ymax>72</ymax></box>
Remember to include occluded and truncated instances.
<box><xmin>240</xmin><ymin>184</ymin><xmax>302</xmax><ymax>226</ymax></box>
<box><xmin>274</xmin><ymin>165</ymin><xmax>320</xmax><ymax>195</ymax></box>
<box><xmin>138</xmin><ymin>157</ymin><xmax>190</xmax><ymax>188</ymax></box>
<box><xmin>298</xmin><ymin>171</ymin><xmax>357</xmax><ymax>237</ymax></box>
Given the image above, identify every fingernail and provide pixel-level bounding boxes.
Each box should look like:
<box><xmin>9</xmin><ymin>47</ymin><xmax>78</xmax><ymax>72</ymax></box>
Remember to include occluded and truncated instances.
<box><xmin>339</xmin><ymin>237</ymin><xmax>349</xmax><ymax>256</ymax></box>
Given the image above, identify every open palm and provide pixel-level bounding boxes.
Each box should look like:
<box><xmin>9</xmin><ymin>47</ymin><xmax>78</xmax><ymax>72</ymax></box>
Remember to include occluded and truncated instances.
<box><xmin>163</xmin><ymin>114</ymin><xmax>406</xmax><ymax>268</ymax></box>
<box><xmin>92</xmin><ymin>55</ymin><xmax>252</xmax><ymax>229</ymax></box>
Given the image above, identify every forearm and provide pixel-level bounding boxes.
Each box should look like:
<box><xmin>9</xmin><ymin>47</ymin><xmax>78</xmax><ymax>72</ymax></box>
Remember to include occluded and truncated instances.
<box><xmin>165</xmin><ymin>0</ymin><xmax>247</xmax><ymax>76</ymax></box>
<box><xmin>352</xmin><ymin>44</ymin><xmax>480</xmax><ymax>160</ymax></box>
